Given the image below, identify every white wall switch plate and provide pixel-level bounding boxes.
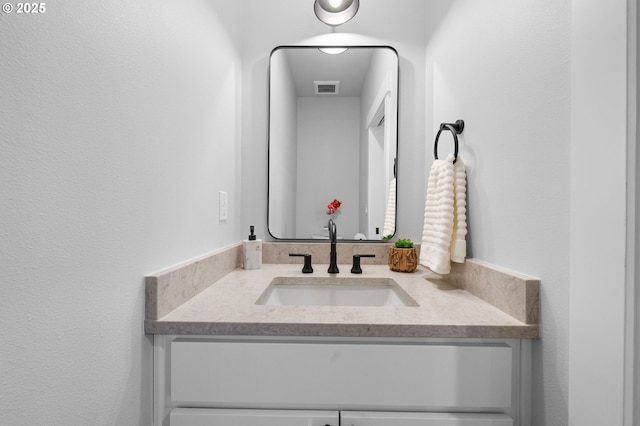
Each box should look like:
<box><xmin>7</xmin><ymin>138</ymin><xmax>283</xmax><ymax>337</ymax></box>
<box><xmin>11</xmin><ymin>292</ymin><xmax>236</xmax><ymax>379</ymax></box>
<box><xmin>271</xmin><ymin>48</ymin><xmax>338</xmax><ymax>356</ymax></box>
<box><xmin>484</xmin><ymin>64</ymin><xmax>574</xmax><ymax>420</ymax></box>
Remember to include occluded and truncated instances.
<box><xmin>219</xmin><ymin>191</ymin><xmax>228</xmax><ymax>221</ymax></box>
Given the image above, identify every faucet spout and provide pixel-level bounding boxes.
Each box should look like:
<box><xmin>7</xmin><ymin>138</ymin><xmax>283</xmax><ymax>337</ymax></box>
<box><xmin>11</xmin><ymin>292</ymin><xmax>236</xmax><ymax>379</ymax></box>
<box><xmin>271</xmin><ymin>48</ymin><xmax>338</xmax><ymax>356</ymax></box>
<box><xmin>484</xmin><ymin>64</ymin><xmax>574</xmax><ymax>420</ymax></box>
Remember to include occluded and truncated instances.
<box><xmin>327</xmin><ymin>219</ymin><xmax>339</xmax><ymax>274</ymax></box>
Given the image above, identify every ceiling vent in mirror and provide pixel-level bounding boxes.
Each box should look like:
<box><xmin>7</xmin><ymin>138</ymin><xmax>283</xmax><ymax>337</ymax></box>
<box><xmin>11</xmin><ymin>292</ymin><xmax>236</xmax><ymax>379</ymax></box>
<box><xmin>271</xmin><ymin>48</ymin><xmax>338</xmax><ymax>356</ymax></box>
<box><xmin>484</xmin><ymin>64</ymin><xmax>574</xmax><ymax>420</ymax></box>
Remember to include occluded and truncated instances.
<box><xmin>314</xmin><ymin>81</ymin><xmax>340</xmax><ymax>95</ymax></box>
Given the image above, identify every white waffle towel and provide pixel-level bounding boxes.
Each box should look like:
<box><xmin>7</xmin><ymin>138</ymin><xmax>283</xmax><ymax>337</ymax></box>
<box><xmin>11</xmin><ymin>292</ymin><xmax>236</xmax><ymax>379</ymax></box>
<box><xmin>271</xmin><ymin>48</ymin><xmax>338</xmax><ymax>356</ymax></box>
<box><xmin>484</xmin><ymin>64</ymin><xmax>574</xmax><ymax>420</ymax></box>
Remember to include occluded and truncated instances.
<box><xmin>450</xmin><ymin>156</ymin><xmax>467</xmax><ymax>262</ymax></box>
<box><xmin>420</xmin><ymin>153</ymin><xmax>467</xmax><ymax>274</ymax></box>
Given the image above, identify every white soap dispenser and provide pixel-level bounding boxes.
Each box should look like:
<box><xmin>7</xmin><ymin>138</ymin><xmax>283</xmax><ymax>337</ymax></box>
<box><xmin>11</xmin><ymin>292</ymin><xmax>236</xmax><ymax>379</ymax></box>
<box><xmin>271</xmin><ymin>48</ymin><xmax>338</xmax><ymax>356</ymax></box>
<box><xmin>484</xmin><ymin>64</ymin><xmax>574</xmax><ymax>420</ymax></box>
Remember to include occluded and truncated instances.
<box><xmin>243</xmin><ymin>225</ymin><xmax>262</xmax><ymax>270</ymax></box>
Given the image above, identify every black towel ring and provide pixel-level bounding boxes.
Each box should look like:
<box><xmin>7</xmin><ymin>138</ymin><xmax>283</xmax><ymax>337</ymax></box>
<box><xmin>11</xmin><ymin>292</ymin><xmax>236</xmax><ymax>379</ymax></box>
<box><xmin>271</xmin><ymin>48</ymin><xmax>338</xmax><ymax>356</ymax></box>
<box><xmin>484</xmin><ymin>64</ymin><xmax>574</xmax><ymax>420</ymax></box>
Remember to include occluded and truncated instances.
<box><xmin>434</xmin><ymin>119</ymin><xmax>464</xmax><ymax>164</ymax></box>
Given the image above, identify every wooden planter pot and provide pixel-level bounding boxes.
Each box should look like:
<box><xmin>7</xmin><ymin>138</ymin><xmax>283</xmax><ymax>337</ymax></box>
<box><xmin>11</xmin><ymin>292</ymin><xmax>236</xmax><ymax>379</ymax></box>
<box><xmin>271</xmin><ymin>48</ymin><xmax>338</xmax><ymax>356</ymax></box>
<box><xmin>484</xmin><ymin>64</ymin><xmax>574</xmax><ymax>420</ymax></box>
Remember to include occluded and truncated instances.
<box><xmin>388</xmin><ymin>246</ymin><xmax>418</xmax><ymax>273</ymax></box>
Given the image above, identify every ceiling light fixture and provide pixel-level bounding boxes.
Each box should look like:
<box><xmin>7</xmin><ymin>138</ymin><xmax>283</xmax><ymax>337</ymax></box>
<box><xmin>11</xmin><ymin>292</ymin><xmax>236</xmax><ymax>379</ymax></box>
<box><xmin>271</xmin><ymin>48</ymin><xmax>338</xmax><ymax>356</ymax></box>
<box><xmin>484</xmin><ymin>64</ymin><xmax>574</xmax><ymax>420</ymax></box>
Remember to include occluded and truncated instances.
<box><xmin>314</xmin><ymin>0</ymin><xmax>359</xmax><ymax>27</ymax></box>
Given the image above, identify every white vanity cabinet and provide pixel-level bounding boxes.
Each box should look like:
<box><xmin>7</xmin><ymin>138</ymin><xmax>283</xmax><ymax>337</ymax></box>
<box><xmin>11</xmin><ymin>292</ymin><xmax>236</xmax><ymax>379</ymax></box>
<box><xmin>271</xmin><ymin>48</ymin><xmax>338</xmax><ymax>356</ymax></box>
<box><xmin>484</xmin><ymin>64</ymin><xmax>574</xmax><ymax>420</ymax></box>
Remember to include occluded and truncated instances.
<box><xmin>169</xmin><ymin>408</ymin><xmax>513</xmax><ymax>426</ymax></box>
<box><xmin>154</xmin><ymin>336</ymin><xmax>531</xmax><ymax>426</ymax></box>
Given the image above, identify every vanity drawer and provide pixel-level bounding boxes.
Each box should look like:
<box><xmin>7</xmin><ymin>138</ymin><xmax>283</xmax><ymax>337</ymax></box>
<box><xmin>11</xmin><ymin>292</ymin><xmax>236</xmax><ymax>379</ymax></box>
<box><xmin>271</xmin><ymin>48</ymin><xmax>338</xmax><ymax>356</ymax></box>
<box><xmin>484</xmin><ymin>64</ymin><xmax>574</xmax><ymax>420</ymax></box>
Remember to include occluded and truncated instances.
<box><xmin>170</xmin><ymin>408</ymin><xmax>339</xmax><ymax>426</ymax></box>
<box><xmin>170</xmin><ymin>340</ymin><xmax>512</xmax><ymax>411</ymax></box>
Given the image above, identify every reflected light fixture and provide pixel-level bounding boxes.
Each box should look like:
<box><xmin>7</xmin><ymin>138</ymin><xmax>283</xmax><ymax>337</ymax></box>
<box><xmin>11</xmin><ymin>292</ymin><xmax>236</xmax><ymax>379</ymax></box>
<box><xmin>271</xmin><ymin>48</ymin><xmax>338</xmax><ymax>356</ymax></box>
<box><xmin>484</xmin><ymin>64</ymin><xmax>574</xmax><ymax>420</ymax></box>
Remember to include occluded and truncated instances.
<box><xmin>319</xmin><ymin>47</ymin><xmax>348</xmax><ymax>54</ymax></box>
<box><xmin>314</xmin><ymin>0</ymin><xmax>360</xmax><ymax>26</ymax></box>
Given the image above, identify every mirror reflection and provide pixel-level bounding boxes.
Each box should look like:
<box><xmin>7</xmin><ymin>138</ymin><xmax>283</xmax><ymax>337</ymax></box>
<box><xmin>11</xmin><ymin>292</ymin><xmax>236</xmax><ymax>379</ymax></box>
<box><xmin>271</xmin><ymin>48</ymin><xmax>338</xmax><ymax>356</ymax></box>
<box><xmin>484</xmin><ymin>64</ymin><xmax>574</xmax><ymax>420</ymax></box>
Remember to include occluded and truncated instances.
<box><xmin>268</xmin><ymin>46</ymin><xmax>399</xmax><ymax>241</ymax></box>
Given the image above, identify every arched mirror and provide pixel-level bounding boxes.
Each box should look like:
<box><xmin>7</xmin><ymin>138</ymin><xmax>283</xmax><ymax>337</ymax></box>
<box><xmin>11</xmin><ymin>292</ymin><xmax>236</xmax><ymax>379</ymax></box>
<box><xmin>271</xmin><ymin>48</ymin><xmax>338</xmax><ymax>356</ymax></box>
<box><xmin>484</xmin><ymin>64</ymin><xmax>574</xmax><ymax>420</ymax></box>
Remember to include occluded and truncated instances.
<box><xmin>268</xmin><ymin>46</ymin><xmax>399</xmax><ymax>241</ymax></box>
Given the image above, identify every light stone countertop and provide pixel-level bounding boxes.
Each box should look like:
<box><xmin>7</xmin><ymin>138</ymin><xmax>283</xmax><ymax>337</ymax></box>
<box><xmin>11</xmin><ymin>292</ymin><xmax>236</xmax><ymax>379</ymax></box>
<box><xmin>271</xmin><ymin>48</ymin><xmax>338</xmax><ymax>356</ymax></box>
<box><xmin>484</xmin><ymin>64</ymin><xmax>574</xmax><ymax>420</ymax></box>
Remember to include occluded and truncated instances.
<box><xmin>145</xmin><ymin>263</ymin><xmax>539</xmax><ymax>339</ymax></box>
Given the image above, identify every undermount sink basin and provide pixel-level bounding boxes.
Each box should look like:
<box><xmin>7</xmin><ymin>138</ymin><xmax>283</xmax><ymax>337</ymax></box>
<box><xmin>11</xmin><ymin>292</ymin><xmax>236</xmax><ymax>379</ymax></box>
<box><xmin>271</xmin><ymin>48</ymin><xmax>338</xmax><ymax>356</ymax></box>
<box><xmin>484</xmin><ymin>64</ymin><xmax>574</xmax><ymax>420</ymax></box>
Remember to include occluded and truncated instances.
<box><xmin>256</xmin><ymin>277</ymin><xmax>419</xmax><ymax>307</ymax></box>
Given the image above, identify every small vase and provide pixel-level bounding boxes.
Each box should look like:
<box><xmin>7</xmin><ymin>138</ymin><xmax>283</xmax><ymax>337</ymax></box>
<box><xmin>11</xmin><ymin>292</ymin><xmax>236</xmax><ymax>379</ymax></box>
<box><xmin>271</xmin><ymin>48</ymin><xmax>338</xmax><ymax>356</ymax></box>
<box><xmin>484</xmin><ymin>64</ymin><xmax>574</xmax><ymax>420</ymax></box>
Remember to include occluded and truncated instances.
<box><xmin>388</xmin><ymin>246</ymin><xmax>418</xmax><ymax>273</ymax></box>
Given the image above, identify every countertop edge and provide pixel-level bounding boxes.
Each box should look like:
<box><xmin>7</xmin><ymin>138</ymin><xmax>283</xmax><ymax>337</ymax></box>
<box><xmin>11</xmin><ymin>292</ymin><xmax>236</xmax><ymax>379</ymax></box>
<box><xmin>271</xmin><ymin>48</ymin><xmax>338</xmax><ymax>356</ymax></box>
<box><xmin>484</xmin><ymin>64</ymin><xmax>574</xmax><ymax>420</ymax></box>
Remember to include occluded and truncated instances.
<box><xmin>145</xmin><ymin>319</ymin><xmax>540</xmax><ymax>339</ymax></box>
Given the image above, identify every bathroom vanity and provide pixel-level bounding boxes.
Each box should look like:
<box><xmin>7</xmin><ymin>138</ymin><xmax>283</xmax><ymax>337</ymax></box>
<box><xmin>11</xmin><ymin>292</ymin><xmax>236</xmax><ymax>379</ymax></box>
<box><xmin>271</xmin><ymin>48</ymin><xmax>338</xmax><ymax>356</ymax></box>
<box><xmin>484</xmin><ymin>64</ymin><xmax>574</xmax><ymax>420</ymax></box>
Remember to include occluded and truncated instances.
<box><xmin>158</xmin><ymin>336</ymin><xmax>524</xmax><ymax>426</ymax></box>
<box><xmin>146</xmin><ymin>243</ymin><xmax>539</xmax><ymax>426</ymax></box>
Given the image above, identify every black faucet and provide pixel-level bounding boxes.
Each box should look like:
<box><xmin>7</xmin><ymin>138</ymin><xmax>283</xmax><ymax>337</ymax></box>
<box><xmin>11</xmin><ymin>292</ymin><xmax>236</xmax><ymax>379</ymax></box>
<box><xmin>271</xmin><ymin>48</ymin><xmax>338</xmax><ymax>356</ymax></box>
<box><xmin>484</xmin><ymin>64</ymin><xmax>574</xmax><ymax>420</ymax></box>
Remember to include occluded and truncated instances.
<box><xmin>327</xmin><ymin>218</ymin><xmax>339</xmax><ymax>274</ymax></box>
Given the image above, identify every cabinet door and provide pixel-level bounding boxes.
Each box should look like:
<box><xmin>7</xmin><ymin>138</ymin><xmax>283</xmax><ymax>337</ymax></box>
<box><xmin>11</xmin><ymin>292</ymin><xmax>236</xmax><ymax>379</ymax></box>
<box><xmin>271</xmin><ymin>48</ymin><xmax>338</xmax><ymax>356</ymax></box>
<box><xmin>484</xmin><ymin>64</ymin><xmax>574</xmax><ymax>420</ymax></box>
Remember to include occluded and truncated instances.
<box><xmin>170</xmin><ymin>408</ymin><xmax>339</xmax><ymax>426</ymax></box>
<box><xmin>340</xmin><ymin>412</ymin><xmax>513</xmax><ymax>426</ymax></box>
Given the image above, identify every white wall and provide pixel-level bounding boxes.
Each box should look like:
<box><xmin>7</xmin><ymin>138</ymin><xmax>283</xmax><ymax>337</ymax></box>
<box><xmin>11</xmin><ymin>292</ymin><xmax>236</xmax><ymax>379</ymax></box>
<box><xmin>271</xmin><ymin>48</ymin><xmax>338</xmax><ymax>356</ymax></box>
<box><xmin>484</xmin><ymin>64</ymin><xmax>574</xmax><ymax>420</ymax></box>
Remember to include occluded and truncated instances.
<box><xmin>569</xmin><ymin>1</ymin><xmax>630</xmax><ymax>425</ymax></box>
<box><xmin>359</xmin><ymin>48</ymin><xmax>399</xmax><ymax>239</ymax></box>
<box><xmin>240</xmin><ymin>0</ymin><xmax>427</xmax><ymax>242</ymax></box>
<box><xmin>268</xmin><ymin>49</ymin><xmax>298</xmax><ymax>238</ymax></box>
<box><xmin>296</xmin><ymin>97</ymin><xmax>360</xmax><ymax>238</ymax></box>
<box><xmin>423</xmin><ymin>1</ymin><xmax>571</xmax><ymax>424</ymax></box>
<box><xmin>0</xmin><ymin>1</ymin><xmax>243</xmax><ymax>424</ymax></box>
<box><xmin>635</xmin><ymin>3</ymin><xmax>640</xmax><ymax>418</ymax></box>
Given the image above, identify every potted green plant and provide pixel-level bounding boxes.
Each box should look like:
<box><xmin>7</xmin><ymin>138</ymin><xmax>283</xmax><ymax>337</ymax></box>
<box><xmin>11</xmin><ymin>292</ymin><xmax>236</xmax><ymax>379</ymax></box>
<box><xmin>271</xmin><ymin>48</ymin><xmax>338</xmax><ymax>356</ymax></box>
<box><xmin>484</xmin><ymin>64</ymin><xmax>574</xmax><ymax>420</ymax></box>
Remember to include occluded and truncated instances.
<box><xmin>388</xmin><ymin>238</ymin><xmax>418</xmax><ymax>273</ymax></box>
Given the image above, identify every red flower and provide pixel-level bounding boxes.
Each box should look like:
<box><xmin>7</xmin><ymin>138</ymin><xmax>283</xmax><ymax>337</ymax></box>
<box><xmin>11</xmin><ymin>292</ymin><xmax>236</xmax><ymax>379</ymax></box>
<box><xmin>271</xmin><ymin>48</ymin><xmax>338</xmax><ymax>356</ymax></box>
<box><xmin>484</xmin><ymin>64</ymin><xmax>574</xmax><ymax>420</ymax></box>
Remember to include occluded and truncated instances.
<box><xmin>326</xmin><ymin>199</ymin><xmax>342</xmax><ymax>215</ymax></box>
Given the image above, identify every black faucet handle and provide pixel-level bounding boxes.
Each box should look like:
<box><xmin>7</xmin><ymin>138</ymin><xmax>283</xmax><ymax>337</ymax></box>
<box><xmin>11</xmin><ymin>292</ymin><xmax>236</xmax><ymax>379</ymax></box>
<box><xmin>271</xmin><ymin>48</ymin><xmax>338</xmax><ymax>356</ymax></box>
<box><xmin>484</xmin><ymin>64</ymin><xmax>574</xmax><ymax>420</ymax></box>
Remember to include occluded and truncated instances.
<box><xmin>351</xmin><ymin>254</ymin><xmax>376</xmax><ymax>274</ymax></box>
<box><xmin>289</xmin><ymin>253</ymin><xmax>313</xmax><ymax>273</ymax></box>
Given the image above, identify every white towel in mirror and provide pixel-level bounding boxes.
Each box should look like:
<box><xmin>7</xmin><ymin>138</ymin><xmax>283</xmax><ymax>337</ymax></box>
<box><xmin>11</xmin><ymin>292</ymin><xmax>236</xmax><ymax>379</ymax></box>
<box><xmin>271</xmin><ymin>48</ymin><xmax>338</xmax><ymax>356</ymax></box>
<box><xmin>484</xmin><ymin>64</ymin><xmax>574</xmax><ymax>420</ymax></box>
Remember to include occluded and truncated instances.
<box><xmin>382</xmin><ymin>178</ymin><xmax>396</xmax><ymax>237</ymax></box>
